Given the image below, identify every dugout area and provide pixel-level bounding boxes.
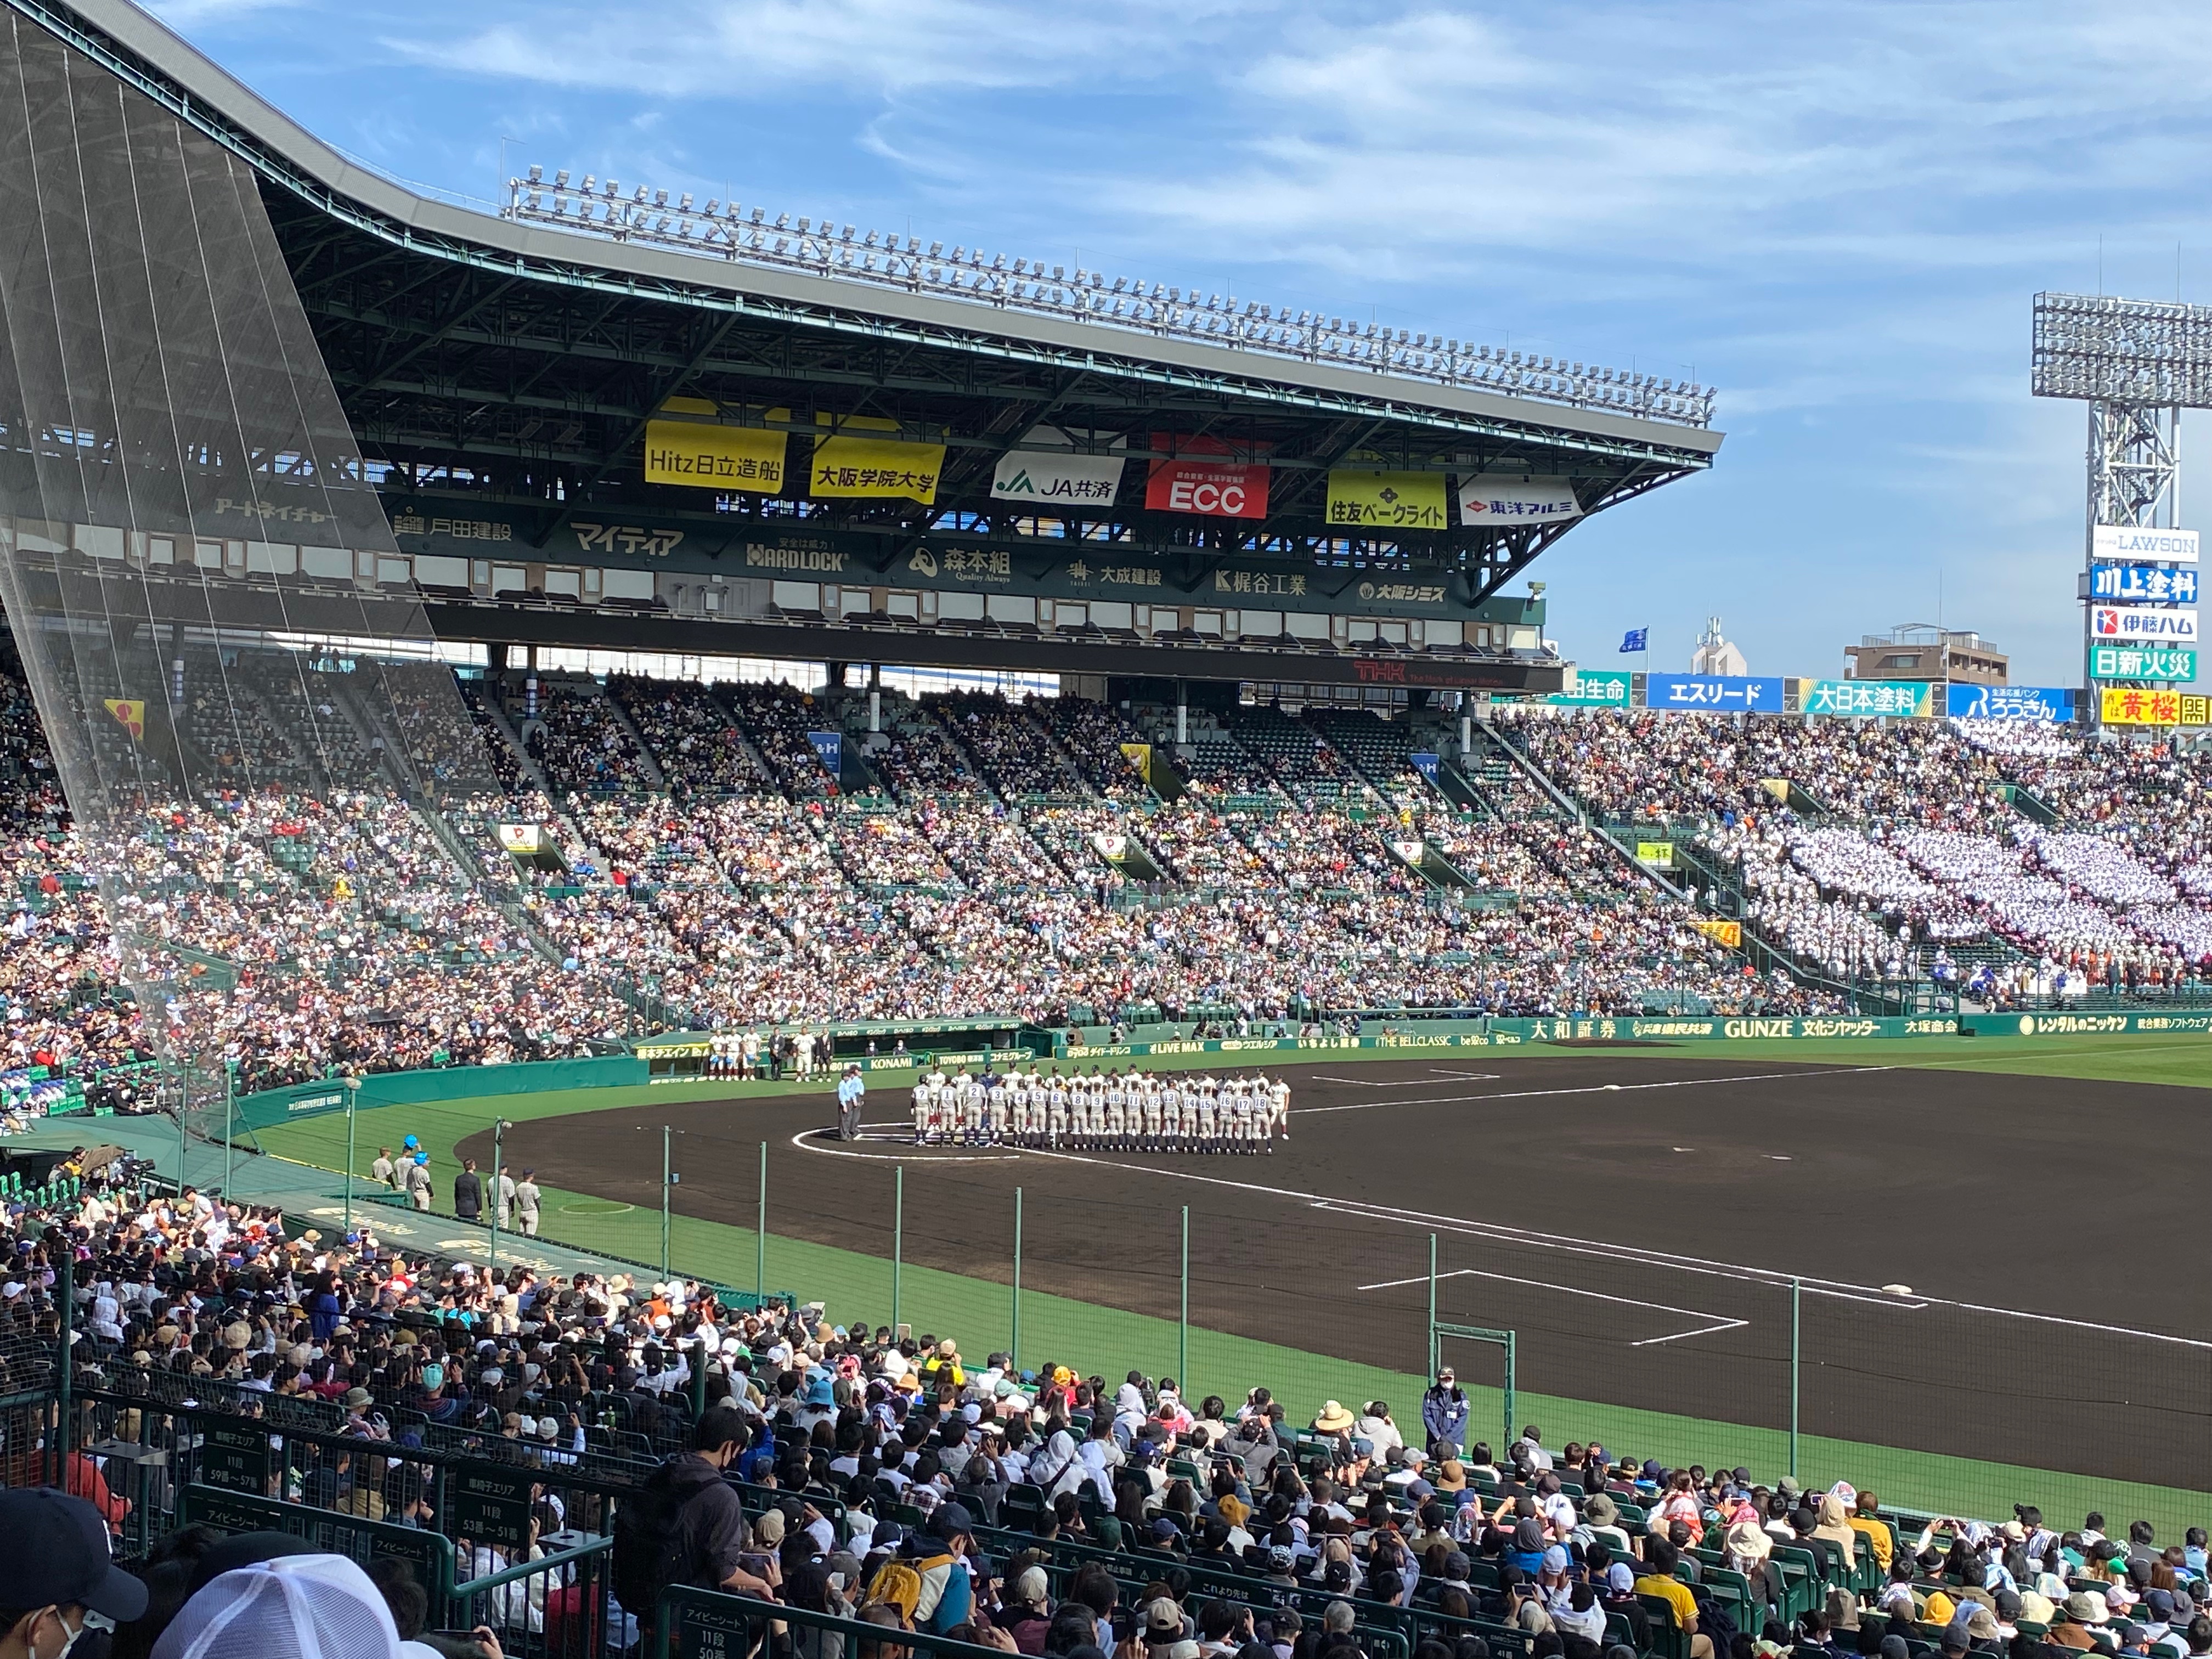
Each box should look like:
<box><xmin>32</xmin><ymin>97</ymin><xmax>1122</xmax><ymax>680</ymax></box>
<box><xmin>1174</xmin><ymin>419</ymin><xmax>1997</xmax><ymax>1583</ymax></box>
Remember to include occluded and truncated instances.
<box><xmin>458</xmin><ymin>1050</ymin><xmax>2212</xmax><ymax>1500</ymax></box>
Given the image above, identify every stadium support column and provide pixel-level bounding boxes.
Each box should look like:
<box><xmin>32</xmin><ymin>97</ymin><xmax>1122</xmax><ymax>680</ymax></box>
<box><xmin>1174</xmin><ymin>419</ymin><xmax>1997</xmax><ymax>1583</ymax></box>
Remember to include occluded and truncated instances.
<box><xmin>1175</xmin><ymin>681</ymin><xmax>1188</xmax><ymax>747</ymax></box>
<box><xmin>1460</xmin><ymin>713</ymin><xmax>1472</xmax><ymax>761</ymax></box>
<box><xmin>1179</xmin><ymin>1205</ymin><xmax>1189</xmax><ymax>1389</ymax></box>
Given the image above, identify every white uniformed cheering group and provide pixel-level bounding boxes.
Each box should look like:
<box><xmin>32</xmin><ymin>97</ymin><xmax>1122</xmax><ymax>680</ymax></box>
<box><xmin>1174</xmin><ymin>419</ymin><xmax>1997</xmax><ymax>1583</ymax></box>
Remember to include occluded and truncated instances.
<box><xmin>908</xmin><ymin>1064</ymin><xmax>1290</xmax><ymax>1152</ymax></box>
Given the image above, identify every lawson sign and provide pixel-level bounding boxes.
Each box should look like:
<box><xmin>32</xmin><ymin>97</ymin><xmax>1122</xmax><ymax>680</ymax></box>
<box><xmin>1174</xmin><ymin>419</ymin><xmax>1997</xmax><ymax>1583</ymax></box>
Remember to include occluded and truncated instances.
<box><xmin>2094</xmin><ymin>524</ymin><xmax>2199</xmax><ymax>563</ymax></box>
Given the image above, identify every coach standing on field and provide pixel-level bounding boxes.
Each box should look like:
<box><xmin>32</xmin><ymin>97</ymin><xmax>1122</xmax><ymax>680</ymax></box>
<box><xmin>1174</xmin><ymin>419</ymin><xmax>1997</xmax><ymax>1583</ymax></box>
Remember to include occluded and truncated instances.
<box><xmin>837</xmin><ymin>1064</ymin><xmax>865</xmax><ymax>1140</ymax></box>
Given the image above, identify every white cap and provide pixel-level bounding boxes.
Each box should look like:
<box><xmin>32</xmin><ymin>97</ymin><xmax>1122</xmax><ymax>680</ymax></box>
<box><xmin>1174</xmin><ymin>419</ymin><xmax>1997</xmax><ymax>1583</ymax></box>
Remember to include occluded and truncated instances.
<box><xmin>153</xmin><ymin>1554</ymin><xmax>399</xmax><ymax>1659</ymax></box>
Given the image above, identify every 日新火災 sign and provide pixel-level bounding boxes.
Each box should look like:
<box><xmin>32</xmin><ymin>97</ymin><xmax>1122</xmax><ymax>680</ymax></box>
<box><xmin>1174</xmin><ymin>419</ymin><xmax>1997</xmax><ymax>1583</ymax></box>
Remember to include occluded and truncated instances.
<box><xmin>2089</xmin><ymin>645</ymin><xmax>2198</xmax><ymax>681</ymax></box>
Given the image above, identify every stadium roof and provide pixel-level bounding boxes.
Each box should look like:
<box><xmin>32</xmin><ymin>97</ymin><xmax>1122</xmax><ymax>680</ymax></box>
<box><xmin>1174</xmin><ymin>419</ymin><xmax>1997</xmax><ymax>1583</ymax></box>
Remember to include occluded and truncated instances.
<box><xmin>10</xmin><ymin>0</ymin><xmax>1724</xmax><ymax>659</ymax></box>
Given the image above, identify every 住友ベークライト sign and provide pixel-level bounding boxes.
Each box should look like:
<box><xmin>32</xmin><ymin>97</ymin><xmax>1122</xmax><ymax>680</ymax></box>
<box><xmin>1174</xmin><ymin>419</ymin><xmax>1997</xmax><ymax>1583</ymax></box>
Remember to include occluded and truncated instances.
<box><xmin>1324</xmin><ymin>470</ymin><xmax>1447</xmax><ymax>529</ymax></box>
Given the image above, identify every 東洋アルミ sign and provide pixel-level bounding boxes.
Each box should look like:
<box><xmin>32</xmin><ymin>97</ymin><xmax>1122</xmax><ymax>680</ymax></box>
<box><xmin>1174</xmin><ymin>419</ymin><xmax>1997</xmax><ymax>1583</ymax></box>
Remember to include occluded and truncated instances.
<box><xmin>1457</xmin><ymin>474</ymin><xmax>1583</xmax><ymax>523</ymax></box>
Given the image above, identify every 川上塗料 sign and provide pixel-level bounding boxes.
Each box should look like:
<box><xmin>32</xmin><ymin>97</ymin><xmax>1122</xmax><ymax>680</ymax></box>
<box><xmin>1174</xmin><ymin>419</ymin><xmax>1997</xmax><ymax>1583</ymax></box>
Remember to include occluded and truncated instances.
<box><xmin>2091</xmin><ymin>563</ymin><xmax>2199</xmax><ymax>604</ymax></box>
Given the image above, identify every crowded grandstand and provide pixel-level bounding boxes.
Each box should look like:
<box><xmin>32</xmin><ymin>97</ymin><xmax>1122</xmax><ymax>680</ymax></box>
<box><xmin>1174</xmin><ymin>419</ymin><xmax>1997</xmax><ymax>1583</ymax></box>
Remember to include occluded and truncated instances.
<box><xmin>5</xmin><ymin>1140</ymin><xmax>2209</xmax><ymax>1659</ymax></box>
<box><xmin>9</xmin><ymin>629</ymin><xmax>2212</xmax><ymax>1101</ymax></box>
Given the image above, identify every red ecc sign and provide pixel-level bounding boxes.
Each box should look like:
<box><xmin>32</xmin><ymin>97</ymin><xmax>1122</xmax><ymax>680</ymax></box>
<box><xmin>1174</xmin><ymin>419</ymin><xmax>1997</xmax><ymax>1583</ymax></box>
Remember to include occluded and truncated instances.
<box><xmin>1146</xmin><ymin>458</ymin><xmax>1270</xmax><ymax>520</ymax></box>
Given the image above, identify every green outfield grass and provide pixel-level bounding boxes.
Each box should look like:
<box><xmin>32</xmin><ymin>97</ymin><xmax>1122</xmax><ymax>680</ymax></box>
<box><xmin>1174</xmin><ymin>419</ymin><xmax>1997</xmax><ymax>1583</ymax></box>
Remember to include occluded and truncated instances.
<box><xmin>251</xmin><ymin>1032</ymin><xmax>2212</xmax><ymax>1534</ymax></box>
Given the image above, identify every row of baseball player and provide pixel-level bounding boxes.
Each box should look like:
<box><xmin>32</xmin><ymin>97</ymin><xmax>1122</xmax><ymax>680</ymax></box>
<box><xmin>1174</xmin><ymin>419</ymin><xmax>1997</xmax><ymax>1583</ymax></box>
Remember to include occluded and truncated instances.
<box><xmin>909</xmin><ymin>1065</ymin><xmax>1290</xmax><ymax>1151</ymax></box>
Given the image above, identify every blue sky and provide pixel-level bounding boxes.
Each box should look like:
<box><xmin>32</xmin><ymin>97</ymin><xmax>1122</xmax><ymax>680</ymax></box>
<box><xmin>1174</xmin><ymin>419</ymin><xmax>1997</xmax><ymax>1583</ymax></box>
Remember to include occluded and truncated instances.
<box><xmin>156</xmin><ymin>0</ymin><xmax>2212</xmax><ymax>686</ymax></box>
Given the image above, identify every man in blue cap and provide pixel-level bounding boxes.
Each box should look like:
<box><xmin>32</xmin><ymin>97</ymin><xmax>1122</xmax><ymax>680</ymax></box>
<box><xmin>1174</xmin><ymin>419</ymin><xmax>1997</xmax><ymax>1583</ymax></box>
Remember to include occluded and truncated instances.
<box><xmin>0</xmin><ymin>1487</ymin><xmax>148</xmax><ymax>1659</ymax></box>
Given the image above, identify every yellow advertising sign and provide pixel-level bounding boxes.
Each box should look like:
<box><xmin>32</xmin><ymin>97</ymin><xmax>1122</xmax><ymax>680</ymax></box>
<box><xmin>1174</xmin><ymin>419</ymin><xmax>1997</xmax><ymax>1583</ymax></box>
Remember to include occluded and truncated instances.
<box><xmin>1323</xmin><ymin>470</ymin><xmax>1448</xmax><ymax>529</ymax></box>
<box><xmin>2101</xmin><ymin>686</ymin><xmax>2188</xmax><ymax>727</ymax></box>
<box><xmin>643</xmin><ymin>419</ymin><xmax>788</xmax><ymax>492</ymax></box>
<box><xmin>103</xmin><ymin>698</ymin><xmax>144</xmax><ymax>741</ymax></box>
<box><xmin>1696</xmin><ymin>918</ymin><xmax>1743</xmax><ymax>949</ymax></box>
<box><xmin>1635</xmin><ymin>840</ymin><xmax>1675</xmax><ymax>868</ymax></box>
<box><xmin>1120</xmin><ymin>742</ymin><xmax>1152</xmax><ymax>780</ymax></box>
<box><xmin>809</xmin><ymin>435</ymin><xmax>946</xmax><ymax>503</ymax></box>
<box><xmin>1759</xmin><ymin>778</ymin><xmax>1791</xmax><ymax>803</ymax></box>
<box><xmin>2185</xmin><ymin>695</ymin><xmax>2210</xmax><ymax>727</ymax></box>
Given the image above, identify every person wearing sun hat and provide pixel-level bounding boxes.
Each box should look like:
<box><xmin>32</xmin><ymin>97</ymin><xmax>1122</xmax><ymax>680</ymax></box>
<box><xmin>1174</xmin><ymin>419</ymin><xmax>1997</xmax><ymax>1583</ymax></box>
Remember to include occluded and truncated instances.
<box><xmin>1313</xmin><ymin>1400</ymin><xmax>1355</xmax><ymax>1434</ymax></box>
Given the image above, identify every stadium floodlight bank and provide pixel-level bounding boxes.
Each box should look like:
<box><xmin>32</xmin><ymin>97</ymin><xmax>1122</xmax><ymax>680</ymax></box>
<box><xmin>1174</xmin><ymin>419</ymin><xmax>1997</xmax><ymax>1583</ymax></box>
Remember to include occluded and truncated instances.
<box><xmin>506</xmin><ymin>168</ymin><xmax>1717</xmax><ymax>431</ymax></box>
<box><xmin>2033</xmin><ymin>293</ymin><xmax>2212</xmax><ymax>710</ymax></box>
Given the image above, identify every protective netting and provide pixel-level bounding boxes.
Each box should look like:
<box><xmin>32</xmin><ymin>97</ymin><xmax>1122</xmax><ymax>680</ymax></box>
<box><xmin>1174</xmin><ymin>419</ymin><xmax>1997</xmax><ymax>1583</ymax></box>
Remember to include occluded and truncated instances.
<box><xmin>0</xmin><ymin>17</ymin><xmax>528</xmax><ymax>1144</ymax></box>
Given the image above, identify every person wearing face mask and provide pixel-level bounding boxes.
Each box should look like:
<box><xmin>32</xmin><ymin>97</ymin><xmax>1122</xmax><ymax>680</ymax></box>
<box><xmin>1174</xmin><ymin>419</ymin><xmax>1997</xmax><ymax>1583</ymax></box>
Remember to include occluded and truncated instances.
<box><xmin>0</xmin><ymin>1488</ymin><xmax>149</xmax><ymax>1659</ymax></box>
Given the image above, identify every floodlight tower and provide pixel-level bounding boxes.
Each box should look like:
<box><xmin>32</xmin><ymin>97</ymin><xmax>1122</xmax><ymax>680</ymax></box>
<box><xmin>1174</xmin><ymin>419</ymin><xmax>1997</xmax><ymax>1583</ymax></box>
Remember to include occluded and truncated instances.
<box><xmin>2032</xmin><ymin>293</ymin><xmax>2212</xmax><ymax>712</ymax></box>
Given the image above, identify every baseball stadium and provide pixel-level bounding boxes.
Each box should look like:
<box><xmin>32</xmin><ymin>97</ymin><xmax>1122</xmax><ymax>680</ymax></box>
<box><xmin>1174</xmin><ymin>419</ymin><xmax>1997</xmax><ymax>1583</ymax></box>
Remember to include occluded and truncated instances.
<box><xmin>0</xmin><ymin>5</ymin><xmax>2210</xmax><ymax>1659</ymax></box>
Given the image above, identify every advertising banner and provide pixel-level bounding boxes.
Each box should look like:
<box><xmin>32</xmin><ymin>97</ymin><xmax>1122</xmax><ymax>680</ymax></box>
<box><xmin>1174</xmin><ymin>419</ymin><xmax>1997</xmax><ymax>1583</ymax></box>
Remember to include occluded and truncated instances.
<box><xmin>1119</xmin><ymin>742</ymin><xmax>1152</xmax><ymax>778</ymax></box>
<box><xmin>2090</xmin><ymin>645</ymin><xmax>2198</xmax><ymax>681</ymax></box>
<box><xmin>806</xmin><ymin>730</ymin><xmax>843</xmax><ymax>774</ymax></box>
<box><xmin>2100</xmin><ymin>687</ymin><xmax>2191</xmax><ymax>726</ymax></box>
<box><xmin>989</xmin><ymin>450</ymin><xmax>1126</xmax><ymax>507</ymax></box>
<box><xmin>1409</xmin><ymin>751</ymin><xmax>1441</xmax><ymax>781</ymax></box>
<box><xmin>809</xmin><ymin>435</ymin><xmax>946</xmax><ymax>503</ymax></box>
<box><xmin>1965</xmin><ymin>1010</ymin><xmax>2212</xmax><ymax>1037</ymax></box>
<box><xmin>1802</xmin><ymin>678</ymin><xmax>1934</xmax><ymax>717</ymax></box>
<box><xmin>495</xmin><ymin>823</ymin><xmax>544</xmax><ymax>855</ymax></box>
<box><xmin>1946</xmin><ymin>683</ymin><xmax>2075</xmax><ymax>721</ymax></box>
<box><xmin>642</xmin><ymin>419</ymin><xmax>788</xmax><ymax>492</ymax></box>
<box><xmin>1695</xmin><ymin>918</ymin><xmax>1743</xmax><ymax>947</ymax></box>
<box><xmin>1644</xmin><ymin>673</ymin><xmax>1785</xmax><ymax>712</ymax></box>
<box><xmin>1323</xmin><ymin>470</ymin><xmax>1448</xmax><ymax>529</ymax></box>
<box><xmin>1547</xmin><ymin>668</ymin><xmax>1632</xmax><ymax>707</ymax></box>
<box><xmin>2094</xmin><ymin>524</ymin><xmax>2199</xmax><ymax>563</ymax></box>
<box><xmin>2092</xmin><ymin>604</ymin><xmax>2200</xmax><ymax>642</ymax></box>
<box><xmin>1635</xmin><ymin>841</ymin><xmax>1675</xmax><ymax>868</ymax></box>
<box><xmin>1456</xmin><ymin>474</ymin><xmax>1583</xmax><ymax>523</ymax></box>
<box><xmin>2091</xmin><ymin>563</ymin><xmax>2199</xmax><ymax>604</ymax></box>
<box><xmin>1146</xmin><ymin>454</ymin><xmax>1269</xmax><ymax>519</ymax></box>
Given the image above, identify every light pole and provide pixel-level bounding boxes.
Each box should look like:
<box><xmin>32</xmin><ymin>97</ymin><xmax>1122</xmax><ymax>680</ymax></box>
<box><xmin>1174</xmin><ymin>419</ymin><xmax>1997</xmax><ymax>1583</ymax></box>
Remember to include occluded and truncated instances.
<box><xmin>222</xmin><ymin>1064</ymin><xmax>235</xmax><ymax>1201</ymax></box>
<box><xmin>342</xmin><ymin>1075</ymin><xmax>362</xmax><ymax>1240</ymax></box>
<box><xmin>490</xmin><ymin>1118</ymin><xmax>513</xmax><ymax>1277</ymax></box>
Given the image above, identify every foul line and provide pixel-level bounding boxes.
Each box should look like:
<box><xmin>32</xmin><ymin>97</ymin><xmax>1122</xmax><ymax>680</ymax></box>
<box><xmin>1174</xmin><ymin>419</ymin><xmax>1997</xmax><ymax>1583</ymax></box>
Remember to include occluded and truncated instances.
<box><xmin>1293</xmin><ymin>1066</ymin><xmax>1893</xmax><ymax>1115</ymax></box>
<box><xmin>1355</xmin><ymin>1266</ymin><xmax>1747</xmax><ymax>1348</ymax></box>
<box><xmin>1015</xmin><ymin>1144</ymin><xmax>2211</xmax><ymax>1349</ymax></box>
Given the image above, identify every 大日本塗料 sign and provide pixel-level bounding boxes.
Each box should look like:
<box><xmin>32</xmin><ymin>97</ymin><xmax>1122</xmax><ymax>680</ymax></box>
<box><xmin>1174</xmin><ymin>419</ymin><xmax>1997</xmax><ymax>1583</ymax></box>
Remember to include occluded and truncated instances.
<box><xmin>1801</xmin><ymin>679</ymin><xmax>1934</xmax><ymax>717</ymax></box>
